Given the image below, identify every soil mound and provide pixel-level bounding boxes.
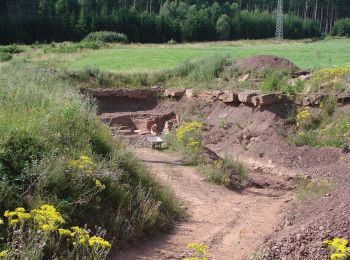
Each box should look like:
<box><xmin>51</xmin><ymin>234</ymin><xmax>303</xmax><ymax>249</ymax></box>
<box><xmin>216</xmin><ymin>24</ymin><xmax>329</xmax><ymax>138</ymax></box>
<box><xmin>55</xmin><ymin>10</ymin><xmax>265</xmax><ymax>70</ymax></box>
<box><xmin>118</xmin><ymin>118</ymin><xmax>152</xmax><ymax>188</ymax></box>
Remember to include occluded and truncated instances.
<box><xmin>235</xmin><ymin>55</ymin><xmax>299</xmax><ymax>73</ymax></box>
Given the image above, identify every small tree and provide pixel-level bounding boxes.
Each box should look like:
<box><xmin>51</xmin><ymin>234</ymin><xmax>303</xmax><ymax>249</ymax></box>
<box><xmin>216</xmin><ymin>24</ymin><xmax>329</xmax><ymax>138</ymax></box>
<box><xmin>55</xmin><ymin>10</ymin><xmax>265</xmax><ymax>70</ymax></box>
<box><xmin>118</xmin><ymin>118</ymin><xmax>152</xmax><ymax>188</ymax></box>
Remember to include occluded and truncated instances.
<box><xmin>216</xmin><ymin>14</ymin><xmax>231</xmax><ymax>40</ymax></box>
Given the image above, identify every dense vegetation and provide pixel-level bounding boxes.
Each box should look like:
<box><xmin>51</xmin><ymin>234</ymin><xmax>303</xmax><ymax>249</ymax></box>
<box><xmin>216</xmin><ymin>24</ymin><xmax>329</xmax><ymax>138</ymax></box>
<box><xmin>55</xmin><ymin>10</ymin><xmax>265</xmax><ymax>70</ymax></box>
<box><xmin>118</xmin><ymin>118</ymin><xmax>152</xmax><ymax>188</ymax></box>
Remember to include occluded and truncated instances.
<box><xmin>0</xmin><ymin>61</ymin><xmax>181</xmax><ymax>255</ymax></box>
<box><xmin>1</xmin><ymin>0</ymin><xmax>349</xmax><ymax>44</ymax></box>
<box><xmin>332</xmin><ymin>18</ymin><xmax>350</xmax><ymax>36</ymax></box>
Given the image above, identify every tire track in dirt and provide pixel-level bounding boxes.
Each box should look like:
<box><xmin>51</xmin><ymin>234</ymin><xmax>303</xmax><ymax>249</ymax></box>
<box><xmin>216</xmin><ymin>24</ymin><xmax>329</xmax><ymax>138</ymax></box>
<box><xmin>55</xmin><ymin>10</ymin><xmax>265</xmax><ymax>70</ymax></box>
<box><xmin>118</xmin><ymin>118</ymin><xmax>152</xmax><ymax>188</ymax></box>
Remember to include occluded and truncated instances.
<box><xmin>110</xmin><ymin>148</ymin><xmax>290</xmax><ymax>260</ymax></box>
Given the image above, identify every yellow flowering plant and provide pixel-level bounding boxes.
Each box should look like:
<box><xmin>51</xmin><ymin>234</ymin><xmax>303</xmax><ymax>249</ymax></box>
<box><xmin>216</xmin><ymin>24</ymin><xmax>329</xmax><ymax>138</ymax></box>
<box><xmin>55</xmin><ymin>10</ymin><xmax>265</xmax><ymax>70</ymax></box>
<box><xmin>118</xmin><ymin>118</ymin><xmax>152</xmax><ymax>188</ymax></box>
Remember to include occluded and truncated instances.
<box><xmin>184</xmin><ymin>243</ymin><xmax>209</xmax><ymax>260</ymax></box>
<box><xmin>324</xmin><ymin>237</ymin><xmax>350</xmax><ymax>260</ymax></box>
<box><xmin>69</xmin><ymin>155</ymin><xmax>94</xmax><ymax>173</ymax></box>
<box><xmin>296</xmin><ymin>107</ymin><xmax>313</xmax><ymax>129</ymax></box>
<box><xmin>1</xmin><ymin>204</ymin><xmax>112</xmax><ymax>260</ymax></box>
<box><xmin>176</xmin><ymin>121</ymin><xmax>205</xmax><ymax>150</ymax></box>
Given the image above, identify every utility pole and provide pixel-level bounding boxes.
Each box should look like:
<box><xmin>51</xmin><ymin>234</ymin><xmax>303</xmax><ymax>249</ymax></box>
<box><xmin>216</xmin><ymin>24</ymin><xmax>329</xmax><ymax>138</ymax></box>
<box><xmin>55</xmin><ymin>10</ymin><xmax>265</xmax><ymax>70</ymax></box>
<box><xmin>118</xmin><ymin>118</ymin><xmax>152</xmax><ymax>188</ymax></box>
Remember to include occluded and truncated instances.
<box><xmin>276</xmin><ymin>0</ymin><xmax>284</xmax><ymax>40</ymax></box>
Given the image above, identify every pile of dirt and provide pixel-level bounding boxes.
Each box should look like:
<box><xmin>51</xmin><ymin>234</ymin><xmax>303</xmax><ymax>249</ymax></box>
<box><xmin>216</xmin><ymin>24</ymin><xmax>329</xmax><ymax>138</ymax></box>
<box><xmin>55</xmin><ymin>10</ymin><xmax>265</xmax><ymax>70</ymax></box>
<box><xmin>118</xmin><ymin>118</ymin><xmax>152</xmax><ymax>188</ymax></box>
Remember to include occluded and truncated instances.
<box><xmin>235</xmin><ymin>55</ymin><xmax>299</xmax><ymax>74</ymax></box>
<box><xmin>262</xmin><ymin>184</ymin><xmax>350</xmax><ymax>260</ymax></box>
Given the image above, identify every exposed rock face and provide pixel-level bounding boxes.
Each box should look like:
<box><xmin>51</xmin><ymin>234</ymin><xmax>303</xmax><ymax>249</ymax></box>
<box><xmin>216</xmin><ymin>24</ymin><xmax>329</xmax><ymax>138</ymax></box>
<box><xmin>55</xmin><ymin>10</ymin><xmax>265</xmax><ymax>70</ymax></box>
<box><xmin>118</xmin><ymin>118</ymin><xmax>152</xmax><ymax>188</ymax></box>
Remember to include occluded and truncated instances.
<box><xmin>216</xmin><ymin>90</ymin><xmax>239</xmax><ymax>103</ymax></box>
<box><xmin>238</xmin><ymin>91</ymin><xmax>260</xmax><ymax>104</ymax></box>
<box><xmin>252</xmin><ymin>93</ymin><xmax>281</xmax><ymax>106</ymax></box>
<box><xmin>81</xmin><ymin>88</ymin><xmax>160</xmax><ymax>99</ymax></box>
<box><xmin>164</xmin><ymin>89</ymin><xmax>185</xmax><ymax>99</ymax></box>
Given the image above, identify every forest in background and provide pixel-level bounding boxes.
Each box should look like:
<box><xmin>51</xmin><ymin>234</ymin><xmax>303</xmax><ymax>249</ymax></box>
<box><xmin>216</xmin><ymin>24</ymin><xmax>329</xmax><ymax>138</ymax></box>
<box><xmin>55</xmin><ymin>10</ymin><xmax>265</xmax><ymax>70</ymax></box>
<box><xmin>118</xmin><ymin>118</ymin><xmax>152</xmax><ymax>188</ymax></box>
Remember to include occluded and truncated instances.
<box><xmin>0</xmin><ymin>0</ymin><xmax>349</xmax><ymax>44</ymax></box>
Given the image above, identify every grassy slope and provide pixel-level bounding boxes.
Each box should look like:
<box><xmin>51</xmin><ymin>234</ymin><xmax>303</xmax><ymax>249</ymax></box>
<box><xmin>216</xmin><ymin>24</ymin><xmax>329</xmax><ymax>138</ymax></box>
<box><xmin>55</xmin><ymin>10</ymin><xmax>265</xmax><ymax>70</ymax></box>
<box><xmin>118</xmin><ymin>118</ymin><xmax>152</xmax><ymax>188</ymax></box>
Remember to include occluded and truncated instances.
<box><xmin>68</xmin><ymin>38</ymin><xmax>350</xmax><ymax>72</ymax></box>
<box><xmin>0</xmin><ymin>61</ymin><xmax>180</xmax><ymax>245</ymax></box>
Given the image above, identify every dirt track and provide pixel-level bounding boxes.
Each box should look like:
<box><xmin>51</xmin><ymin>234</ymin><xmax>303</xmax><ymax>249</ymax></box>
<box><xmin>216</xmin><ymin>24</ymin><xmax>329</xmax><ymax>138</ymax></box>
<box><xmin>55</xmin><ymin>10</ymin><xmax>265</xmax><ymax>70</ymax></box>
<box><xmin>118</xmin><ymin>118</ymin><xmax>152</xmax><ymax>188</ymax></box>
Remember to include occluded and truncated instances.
<box><xmin>111</xmin><ymin>148</ymin><xmax>290</xmax><ymax>260</ymax></box>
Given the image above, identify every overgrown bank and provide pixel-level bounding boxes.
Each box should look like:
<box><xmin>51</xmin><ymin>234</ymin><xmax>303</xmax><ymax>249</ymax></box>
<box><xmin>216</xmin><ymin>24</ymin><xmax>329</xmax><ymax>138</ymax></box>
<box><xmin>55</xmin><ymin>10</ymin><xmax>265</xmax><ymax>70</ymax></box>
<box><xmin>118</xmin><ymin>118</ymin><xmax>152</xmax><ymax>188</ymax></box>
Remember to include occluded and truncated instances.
<box><xmin>0</xmin><ymin>62</ymin><xmax>181</xmax><ymax>257</ymax></box>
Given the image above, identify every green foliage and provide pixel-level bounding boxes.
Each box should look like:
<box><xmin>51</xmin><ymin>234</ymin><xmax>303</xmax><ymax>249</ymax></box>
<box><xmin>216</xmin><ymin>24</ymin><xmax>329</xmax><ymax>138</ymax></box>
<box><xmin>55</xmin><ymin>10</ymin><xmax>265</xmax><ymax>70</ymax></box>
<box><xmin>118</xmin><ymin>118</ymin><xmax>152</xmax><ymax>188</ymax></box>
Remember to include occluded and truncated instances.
<box><xmin>0</xmin><ymin>130</ymin><xmax>47</xmax><ymax>177</ymax></box>
<box><xmin>0</xmin><ymin>0</ymin><xmax>331</xmax><ymax>45</ymax></box>
<box><xmin>216</xmin><ymin>14</ymin><xmax>231</xmax><ymax>40</ymax></box>
<box><xmin>0</xmin><ymin>45</ymin><xmax>23</xmax><ymax>54</ymax></box>
<box><xmin>320</xmin><ymin>96</ymin><xmax>337</xmax><ymax>116</ymax></box>
<box><xmin>199</xmin><ymin>157</ymin><xmax>247</xmax><ymax>189</ymax></box>
<box><xmin>83</xmin><ymin>31</ymin><xmax>128</xmax><ymax>43</ymax></box>
<box><xmin>288</xmin><ymin>103</ymin><xmax>350</xmax><ymax>149</ymax></box>
<box><xmin>0</xmin><ymin>62</ymin><xmax>181</xmax><ymax>249</ymax></box>
<box><xmin>332</xmin><ymin>18</ymin><xmax>350</xmax><ymax>37</ymax></box>
<box><xmin>295</xmin><ymin>175</ymin><xmax>336</xmax><ymax>201</ymax></box>
<box><xmin>164</xmin><ymin>121</ymin><xmax>205</xmax><ymax>166</ymax></box>
<box><xmin>259</xmin><ymin>70</ymin><xmax>300</xmax><ymax>95</ymax></box>
<box><xmin>0</xmin><ymin>52</ymin><xmax>12</xmax><ymax>62</ymax></box>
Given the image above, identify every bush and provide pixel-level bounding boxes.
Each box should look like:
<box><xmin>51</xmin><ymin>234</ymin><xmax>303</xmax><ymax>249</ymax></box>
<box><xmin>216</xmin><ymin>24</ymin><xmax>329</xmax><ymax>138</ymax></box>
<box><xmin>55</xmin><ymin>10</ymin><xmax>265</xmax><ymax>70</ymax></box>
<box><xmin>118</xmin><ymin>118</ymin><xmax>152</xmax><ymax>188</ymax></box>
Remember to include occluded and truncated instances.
<box><xmin>259</xmin><ymin>70</ymin><xmax>295</xmax><ymax>94</ymax></box>
<box><xmin>83</xmin><ymin>31</ymin><xmax>128</xmax><ymax>43</ymax></box>
<box><xmin>199</xmin><ymin>157</ymin><xmax>247</xmax><ymax>189</ymax></box>
<box><xmin>164</xmin><ymin>121</ymin><xmax>205</xmax><ymax>165</ymax></box>
<box><xmin>332</xmin><ymin>18</ymin><xmax>350</xmax><ymax>37</ymax></box>
<box><xmin>0</xmin><ymin>45</ymin><xmax>23</xmax><ymax>54</ymax></box>
<box><xmin>0</xmin><ymin>52</ymin><xmax>12</xmax><ymax>62</ymax></box>
<box><xmin>216</xmin><ymin>14</ymin><xmax>231</xmax><ymax>40</ymax></box>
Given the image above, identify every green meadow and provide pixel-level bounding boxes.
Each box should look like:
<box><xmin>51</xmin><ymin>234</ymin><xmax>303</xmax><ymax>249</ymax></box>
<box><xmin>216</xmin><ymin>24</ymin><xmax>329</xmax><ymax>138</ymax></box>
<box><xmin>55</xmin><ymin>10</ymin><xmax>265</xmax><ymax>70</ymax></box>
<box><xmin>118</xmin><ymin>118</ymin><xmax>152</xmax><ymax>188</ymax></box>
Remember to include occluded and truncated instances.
<box><xmin>68</xmin><ymin>38</ymin><xmax>350</xmax><ymax>72</ymax></box>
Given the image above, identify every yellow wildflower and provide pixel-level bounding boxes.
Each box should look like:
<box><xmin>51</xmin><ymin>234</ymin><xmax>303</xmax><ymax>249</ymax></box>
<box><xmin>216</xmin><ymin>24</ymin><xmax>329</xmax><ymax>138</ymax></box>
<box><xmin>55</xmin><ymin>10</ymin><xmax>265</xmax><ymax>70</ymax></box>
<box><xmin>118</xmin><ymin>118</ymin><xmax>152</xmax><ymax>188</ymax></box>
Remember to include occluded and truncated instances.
<box><xmin>10</xmin><ymin>219</ymin><xmax>19</xmax><ymax>225</ymax></box>
<box><xmin>0</xmin><ymin>250</ymin><xmax>7</xmax><ymax>258</ymax></box>
<box><xmin>30</xmin><ymin>204</ymin><xmax>65</xmax><ymax>232</ymax></box>
<box><xmin>88</xmin><ymin>236</ymin><xmax>112</xmax><ymax>249</ymax></box>
<box><xmin>58</xmin><ymin>228</ymin><xmax>75</xmax><ymax>237</ymax></box>
<box><xmin>324</xmin><ymin>237</ymin><xmax>350</xmax><ymax>260</ymax></box>
<box><xmin>0</xmin><ymin>218</ymin><xmax>3</xmax><ymax>225</ymax></box>
<box><xmin>70</xmin><ymin>156</ymin><xmax>94</xmax><ymax>173</ymax></box>
<box><xmin>72</xmin><ymin>226</ymin><xmax>90</xmax><ymax>245</ymax></box>
<box><xmin>95</xmin><ymin>179</ymin><xmax>106</xmax><ymax>190</ymax></box>
<box><xmin>4</xmin><ymin>208</ymin><xmax>31</xmax><ymax>224</ymax></box>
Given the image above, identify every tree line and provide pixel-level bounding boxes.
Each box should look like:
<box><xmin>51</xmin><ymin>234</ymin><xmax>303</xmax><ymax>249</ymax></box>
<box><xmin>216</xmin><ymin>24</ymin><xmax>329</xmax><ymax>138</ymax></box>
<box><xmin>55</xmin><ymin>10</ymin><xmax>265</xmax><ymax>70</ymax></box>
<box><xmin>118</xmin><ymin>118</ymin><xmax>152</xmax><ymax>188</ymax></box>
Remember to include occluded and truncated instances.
<box><xmin>0</xmin><ymin>0</ymin><xmax>348</xmax><ymax>44</ymax></box>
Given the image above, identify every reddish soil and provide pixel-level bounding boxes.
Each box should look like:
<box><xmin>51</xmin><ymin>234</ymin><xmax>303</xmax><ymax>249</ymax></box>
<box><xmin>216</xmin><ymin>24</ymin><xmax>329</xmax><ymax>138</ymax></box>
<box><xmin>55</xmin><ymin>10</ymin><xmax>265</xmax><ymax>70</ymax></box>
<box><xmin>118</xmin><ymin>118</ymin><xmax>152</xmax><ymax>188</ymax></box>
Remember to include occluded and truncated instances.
<box><xmin>92</xmin><ymin>88</ymin><xmax>350</xmax><ymax>260</ymax></box>
<box><xmin>110</xmin><ymin>148</ymin><xmax>289</xmax><ymax>260</ymax></box>
<box><xmin>234</xmin><ymin>55</ymin><xmax>299</xmax><ymax>74</ymax></box>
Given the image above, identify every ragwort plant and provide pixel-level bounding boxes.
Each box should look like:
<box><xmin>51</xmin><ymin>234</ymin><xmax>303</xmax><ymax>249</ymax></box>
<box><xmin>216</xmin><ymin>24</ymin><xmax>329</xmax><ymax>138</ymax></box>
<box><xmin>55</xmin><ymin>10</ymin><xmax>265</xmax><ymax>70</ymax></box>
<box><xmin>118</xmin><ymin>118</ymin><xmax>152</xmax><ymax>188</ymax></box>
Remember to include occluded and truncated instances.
<box><xmin>0</xmin><ymin>204</ymin><xmax>111</xmax><ymax>259</ymax></box>
<box><xmin>175</xmin><ymin>121</ymin><xmax>205</xmax><ymax>165</ymax></box>
<box><xmin>184</xmin><ymin>243</ymin><xmax>209</xmax><ymax>260</ymax></box>
<box><xmin>323</xmin><ymin>237</ymin><xmax>350</xmax><ymax>260</ymax></box>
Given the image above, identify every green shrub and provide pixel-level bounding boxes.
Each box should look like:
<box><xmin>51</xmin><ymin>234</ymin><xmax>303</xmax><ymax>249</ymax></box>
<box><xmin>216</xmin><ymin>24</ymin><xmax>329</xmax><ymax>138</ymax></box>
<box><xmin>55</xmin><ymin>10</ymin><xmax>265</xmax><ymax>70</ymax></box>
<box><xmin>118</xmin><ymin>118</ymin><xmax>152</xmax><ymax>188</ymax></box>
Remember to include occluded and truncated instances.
<box><xmin>0</xmin><ymin>130</ymin><xmax>47</xmax><ymax>177</ymax></box>
<box><xmin>320</xmin><ymin>96</ymin><xmax>337</xmax><ymax>116</ymax></box>
<box><xmin>0</xmin><ymin>52</ymin><xmax>12</xmax><ymax>62</ymax></box>
<box><xmin>332</xmin><ymin>18</ymin><xmax>350</xmax><ymax>37</ymax></box>
<box><xmin>259</xmin><ymin>70</ymin><xmax>294</xmax><ymax>94</ymax></box>
<box><xmin>288</xmin><ymin>131</ymin><xmax>318</xmax><ymax>146</ymax></box>
<box><xmin>0</xmin><ymin>45</ymin><xmax>23</xmax><ymax>54</ymax></box>
<box><xmin>84</xmin><ymin>31</ymin><xmax>128</xmax><ymax>43</ymax></box>
<box><xmin>199</xmin><ymin>157</ymin><xmax>247</xmax><ymax>189</ymax></box>
<box><xmin>164</xmin><ymin>121</ymin><xmax>205</xmax><ymax>166</ymax></box>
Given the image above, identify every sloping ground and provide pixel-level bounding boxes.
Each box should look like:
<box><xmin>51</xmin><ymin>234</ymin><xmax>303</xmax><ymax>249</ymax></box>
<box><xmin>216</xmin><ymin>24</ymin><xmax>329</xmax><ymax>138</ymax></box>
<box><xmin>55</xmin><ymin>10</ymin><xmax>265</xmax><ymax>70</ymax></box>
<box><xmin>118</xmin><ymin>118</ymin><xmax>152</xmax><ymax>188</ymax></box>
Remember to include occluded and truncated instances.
<box><xmin>234</xmin><ymin>55</ymin><xmax>299</xmax><ymax>74</ymax></box>
<box><xmin>110</xmin><ymin>148</ymin><xmax>290</xmax><ymax>260</ymax></box>
<box><xmin>90</xmin><ymin>88</ymin><xmax>350</xmax><ymax>259</ymax></box>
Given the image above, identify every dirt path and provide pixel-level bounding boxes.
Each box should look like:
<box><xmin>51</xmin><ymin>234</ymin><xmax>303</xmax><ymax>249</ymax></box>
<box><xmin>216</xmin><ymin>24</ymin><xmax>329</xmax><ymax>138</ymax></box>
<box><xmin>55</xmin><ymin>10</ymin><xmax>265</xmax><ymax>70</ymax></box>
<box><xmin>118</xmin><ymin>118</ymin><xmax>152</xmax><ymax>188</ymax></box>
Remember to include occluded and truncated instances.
<box><xmin>111</xmin><ymin>148</ymin><xmax>290</xmax><ymax>260</ymax></box>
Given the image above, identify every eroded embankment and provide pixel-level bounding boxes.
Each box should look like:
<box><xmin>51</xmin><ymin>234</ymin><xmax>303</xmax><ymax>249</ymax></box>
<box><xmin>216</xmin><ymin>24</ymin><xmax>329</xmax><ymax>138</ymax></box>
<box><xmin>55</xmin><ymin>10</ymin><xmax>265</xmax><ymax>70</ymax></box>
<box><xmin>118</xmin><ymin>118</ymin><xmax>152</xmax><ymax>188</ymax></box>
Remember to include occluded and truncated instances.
<box><xmin>85</xmin><ymin>87</ymin><xmax>350</xmax><ymax>260</ymax></box>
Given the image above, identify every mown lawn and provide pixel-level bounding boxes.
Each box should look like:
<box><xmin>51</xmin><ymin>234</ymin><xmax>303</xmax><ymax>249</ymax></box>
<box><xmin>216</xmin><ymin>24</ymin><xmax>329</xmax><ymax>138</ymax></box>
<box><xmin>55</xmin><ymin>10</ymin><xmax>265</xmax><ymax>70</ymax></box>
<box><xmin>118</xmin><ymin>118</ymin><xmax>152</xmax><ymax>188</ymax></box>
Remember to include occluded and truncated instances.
<box><xmin>68</xmin><ymin>37</ymin><xmax>350</xmax><ymax>72</ymax></box>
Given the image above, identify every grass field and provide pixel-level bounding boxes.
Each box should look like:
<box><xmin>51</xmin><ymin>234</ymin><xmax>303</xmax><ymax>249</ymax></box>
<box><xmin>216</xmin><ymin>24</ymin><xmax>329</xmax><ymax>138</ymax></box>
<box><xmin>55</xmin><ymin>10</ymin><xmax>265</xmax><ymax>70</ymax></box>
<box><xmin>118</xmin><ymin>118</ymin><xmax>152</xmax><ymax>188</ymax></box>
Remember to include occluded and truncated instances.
<box><xmin>68</xmin><ymin>38</ymin><xmax>350</xmax><ymax>72</ymax></box>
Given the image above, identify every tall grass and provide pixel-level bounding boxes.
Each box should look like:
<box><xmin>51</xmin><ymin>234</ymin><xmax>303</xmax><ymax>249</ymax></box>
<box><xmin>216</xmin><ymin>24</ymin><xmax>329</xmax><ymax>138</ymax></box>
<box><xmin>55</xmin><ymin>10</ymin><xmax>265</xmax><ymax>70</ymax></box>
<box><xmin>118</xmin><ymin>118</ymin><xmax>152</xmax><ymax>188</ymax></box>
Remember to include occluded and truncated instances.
<box><xmin>0</xmin><ymin>62</ymin><xmax>181</xmax><ymax>251</ymax></box>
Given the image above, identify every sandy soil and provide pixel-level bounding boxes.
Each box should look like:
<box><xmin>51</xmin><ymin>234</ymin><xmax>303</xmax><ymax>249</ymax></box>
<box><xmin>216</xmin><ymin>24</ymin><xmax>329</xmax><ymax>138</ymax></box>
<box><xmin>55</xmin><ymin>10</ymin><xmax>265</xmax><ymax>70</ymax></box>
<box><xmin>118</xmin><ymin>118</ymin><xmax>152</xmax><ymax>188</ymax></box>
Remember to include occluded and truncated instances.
<box><xmin>110</xmin><ymin>148</ymin><xmax>290</xmax><ymax>260</ymax></box>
